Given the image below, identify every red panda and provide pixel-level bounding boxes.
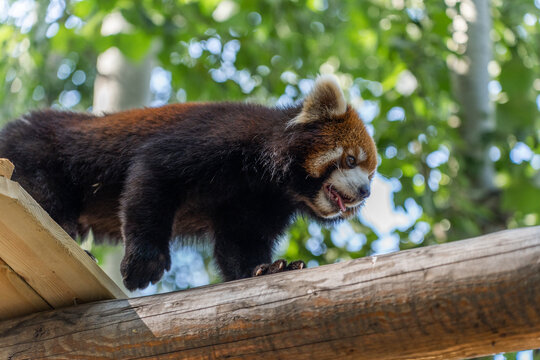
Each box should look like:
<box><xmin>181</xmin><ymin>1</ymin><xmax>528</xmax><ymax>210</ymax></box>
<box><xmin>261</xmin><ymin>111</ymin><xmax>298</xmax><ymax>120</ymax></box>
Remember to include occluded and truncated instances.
<box><xmin>0</xmin><ymin>75</ymin><xmax>377</xmax><ymax>290</ymax></box>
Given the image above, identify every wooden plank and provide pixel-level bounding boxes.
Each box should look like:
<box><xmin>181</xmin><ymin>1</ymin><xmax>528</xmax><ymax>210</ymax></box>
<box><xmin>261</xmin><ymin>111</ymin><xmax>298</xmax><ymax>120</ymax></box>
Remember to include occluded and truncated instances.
<box><xmin>0</xmin><ymin>176</ymin><xmax>126</xmax><ymax>310</ymax></box>
<box><xmin>0</xmin><ymin>158</ymin><xmax>55</xmax><ymax>320</ymax></box>
<box><xmin>1</xmin><ymin>227</ymin><xmax>539</xmax><ymax>360</ymax></box>
<box><xmin>0</xmin><ymin>258</ymin><xmax>51</xmax><ymax>320</ymax></box>
<box><xmin>0</xmin><ymin>159</ymin><xmax>14</xmax><ymax>179</ymax></box>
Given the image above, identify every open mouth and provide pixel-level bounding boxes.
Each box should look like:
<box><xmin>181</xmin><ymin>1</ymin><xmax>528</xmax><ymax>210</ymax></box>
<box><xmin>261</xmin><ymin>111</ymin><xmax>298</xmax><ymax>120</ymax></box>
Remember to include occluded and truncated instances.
<box><xmin>324</xmin><ymin>183</ymin><xmax>356</xmax><ymax>213</ymax></box>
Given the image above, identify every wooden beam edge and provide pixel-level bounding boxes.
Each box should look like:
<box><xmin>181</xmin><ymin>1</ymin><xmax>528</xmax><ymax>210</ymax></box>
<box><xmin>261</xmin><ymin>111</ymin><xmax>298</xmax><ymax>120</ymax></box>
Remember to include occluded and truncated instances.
<box><xmin>0</xmin><ymin>176</ymin><xmax>126</xmax><ymax>301</ymax></box>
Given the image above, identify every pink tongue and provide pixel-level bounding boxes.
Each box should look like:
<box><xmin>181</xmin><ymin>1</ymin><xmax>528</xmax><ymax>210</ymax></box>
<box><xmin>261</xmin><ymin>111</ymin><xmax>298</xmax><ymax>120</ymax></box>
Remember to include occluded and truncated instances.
<box><xmin>337</xmin><ymin>197</ymin><xmax>346</xmax><ymax>212</ymax></box>
<box><xmin>334</xmin><ymin>191</ymin><xmax>347</xmax><ymax>212</ymax></box>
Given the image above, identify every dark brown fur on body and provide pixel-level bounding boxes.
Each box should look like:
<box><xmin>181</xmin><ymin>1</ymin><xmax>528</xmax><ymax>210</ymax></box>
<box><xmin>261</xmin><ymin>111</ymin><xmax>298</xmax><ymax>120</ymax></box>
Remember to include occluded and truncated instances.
<box><xmin>0</xmin><ymin>76</ymin><xmax>377</xmax><ymax>290</ymax></box>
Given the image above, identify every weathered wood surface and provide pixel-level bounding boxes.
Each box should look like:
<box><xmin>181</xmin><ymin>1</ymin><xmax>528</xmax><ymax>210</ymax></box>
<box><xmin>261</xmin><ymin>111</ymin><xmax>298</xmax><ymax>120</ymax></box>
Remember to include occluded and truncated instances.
<box><xmin>0</xmin><ymin>174</ymin><xmax>126</xmax><ymax>320</ymax></box>
<box><xmin>1</xmin><ymin>227</ymin><xmax>539</xmax><ymax>360</ymax></box>
<box><xmin>0</xmin><ymin>159</ymin><xmax>52</xmax><ymax>319</ymax></box>
<box><xmin>0</xmin><ymin>158</ymin><xmax>14</xmax><ymax>179</ymax></box>
<box><xmin>0</xmin><ymin>258</ymin><xmax>52</xmax><ymax>319</ymax></box>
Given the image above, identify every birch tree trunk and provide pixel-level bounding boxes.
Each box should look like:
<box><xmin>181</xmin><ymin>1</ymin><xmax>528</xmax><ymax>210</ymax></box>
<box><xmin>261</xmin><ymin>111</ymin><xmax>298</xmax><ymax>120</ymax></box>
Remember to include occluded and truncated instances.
<box><xmin>92</xmin><ymin>13</ymin><xmax>156</xmax><ymax>113</ymax></box>
<box><xmin>451</xmin><ymin>0</ymin><xmax>496</xmax><ymax>196</ymax></box>
<box><xmin>93</xmin><ymin>48</ymin><xmax>153</xmax><ymax>113</ymax></box>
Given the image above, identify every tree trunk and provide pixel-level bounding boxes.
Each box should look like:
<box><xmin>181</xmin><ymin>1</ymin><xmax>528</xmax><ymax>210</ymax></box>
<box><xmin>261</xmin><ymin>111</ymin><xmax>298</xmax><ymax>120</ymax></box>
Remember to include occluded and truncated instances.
<box><xmin>92</xmin><ymin>13</ymin><xmax>156</xmax><ymax>113</ymax></box>
<box><xmin>452</xmin><ymin>0</ymin><xmax>496</xmax><ymax>194</ymax></box>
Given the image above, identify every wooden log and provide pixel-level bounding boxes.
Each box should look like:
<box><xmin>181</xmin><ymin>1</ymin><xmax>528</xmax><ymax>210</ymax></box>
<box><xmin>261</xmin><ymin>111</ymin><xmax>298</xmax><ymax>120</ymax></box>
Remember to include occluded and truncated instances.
<box><xmin>1</xmin><ymin>226</ymin><xmax>539</xmax><ymax>360</ymax></box>
<box><xmin>0</xmin><ymin>175</ymin><xmax>126</xmax><ymax>316</ymax></box>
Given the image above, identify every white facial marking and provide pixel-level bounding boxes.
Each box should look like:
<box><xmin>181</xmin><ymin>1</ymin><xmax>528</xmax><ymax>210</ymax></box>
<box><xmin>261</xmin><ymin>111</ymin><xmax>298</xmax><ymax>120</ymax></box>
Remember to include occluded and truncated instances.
<box><xmin>325</xmin><ymin>167</ymin><xmax>370</xmax><ymax>206</ymax></box>
<box><xmin>336</xmin><ymin>167</ymin><xmax>370</xmax><ymax>190</ymax></box>
<box><xmin>296</xmin><ymin>194</ymin><xmax>340</xmax><ymax>219</ymax></box>
<box><xmin>306</xmin><ymin>165</ymin><xmax>371</xmax><ymax>219</ymax></box>
<box><xmin>314</xmin><ymin>191</ymin><xmax>341</xmax><ymax>219</ymax></box>
<box><xmin>310</xmin><ymin>146</ymin><xmax>343</xmax><ymax>176</ymax></box>
<box><xmin>357</xmin><ymin>147</ymin><xmax>367</xmax><ymax>162</ymax></box>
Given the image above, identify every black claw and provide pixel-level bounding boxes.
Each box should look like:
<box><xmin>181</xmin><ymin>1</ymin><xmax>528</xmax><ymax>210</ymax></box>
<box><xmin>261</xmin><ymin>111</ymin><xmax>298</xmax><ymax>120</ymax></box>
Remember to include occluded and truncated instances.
<box><xmin>287</xmin><ymin>260</ymin><xmax>306</xmax><ymax>270</ymax></box>
<box><xmin>252</xmin><ymin>259</ymin><xmax>306</xmax><ymax>278</ymax></box>
<box><xmin>268</xmin><ymin>259</ymin><xmax>287</xmax><ymax>274</ymax></box>
<box><xmin>253</xmin><ymin>263</ymin><xmax>269</xmax><ymax>276</ymax></box>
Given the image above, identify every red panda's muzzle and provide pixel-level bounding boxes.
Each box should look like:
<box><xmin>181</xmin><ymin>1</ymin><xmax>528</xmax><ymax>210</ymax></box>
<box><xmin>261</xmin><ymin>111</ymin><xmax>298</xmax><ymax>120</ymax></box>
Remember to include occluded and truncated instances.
<box><xmin>324</xmin><ymin>183</ymin><xmax>356</xmax><ymax>213</ymax></box>
<box><xmin>328</xmin><ymin>186</ymin><xmax>346</xmax><ymax>212</ymax></box>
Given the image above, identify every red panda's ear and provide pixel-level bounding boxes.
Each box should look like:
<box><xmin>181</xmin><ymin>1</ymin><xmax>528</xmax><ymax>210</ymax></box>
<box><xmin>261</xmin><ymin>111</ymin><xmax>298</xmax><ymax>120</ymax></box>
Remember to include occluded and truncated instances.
<box><xmin>290</xmin><ymin>75</ymin><xmax>347</xmax><ymax>126</ymax></box>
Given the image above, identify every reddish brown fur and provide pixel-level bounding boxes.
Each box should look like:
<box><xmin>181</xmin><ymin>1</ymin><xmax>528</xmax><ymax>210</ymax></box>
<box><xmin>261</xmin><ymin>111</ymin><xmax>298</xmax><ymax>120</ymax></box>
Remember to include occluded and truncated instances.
<box><xmin>75</xmin><ymin>103</ymin><xmax>200</xmax><ymax>137</ymax></box>
<box><xmin>305</xmin><ymin>106</ymin><xmax>377</xmax><ymax>178</ymax></box>
<box><xmin>0</xmin><ymin>76</ymin><xmax>377</xmax><ymax>290</ymax></box>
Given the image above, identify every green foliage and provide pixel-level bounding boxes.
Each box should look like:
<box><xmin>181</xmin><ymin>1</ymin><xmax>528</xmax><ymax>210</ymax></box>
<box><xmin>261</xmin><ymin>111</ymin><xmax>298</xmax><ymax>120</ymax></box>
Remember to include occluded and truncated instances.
<box><xmin>1</xmin><ymin>1</ymin><xmax>539</xmax><ymax>357</ymax></box>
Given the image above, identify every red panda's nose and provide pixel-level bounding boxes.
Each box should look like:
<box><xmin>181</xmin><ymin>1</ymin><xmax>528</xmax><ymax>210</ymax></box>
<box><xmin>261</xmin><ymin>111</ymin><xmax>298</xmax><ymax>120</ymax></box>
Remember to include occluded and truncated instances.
<box><xmin>358</xmin><ymin>185</ymin><xmax>370</xmax><ymax>199</ymax></box>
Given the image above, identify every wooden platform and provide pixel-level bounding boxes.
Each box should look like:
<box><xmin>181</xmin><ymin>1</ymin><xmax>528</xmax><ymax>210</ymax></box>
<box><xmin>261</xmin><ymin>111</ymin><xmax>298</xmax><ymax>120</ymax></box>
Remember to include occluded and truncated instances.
<box><xmin>0</xmin><ymin>159</ymin><xmax>125</xmax><ymax>320</ymax></box>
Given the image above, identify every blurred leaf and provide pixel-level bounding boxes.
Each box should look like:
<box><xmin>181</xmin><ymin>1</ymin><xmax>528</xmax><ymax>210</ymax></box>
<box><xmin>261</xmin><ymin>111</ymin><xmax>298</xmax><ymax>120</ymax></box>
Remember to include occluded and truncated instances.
<box><xmin>72</xmin><ymin>1</ymin><xmax>96</xmax><ymax>18</ymax></box>
<box><xmin>381</xmin><ymin>63</ymin><xmax>406</xmax><ymax>91</ymax></box>
<box><xmin>502</xmin><ymin>179</ymin><xmax>540</xmax><ymax>214</ymax></box>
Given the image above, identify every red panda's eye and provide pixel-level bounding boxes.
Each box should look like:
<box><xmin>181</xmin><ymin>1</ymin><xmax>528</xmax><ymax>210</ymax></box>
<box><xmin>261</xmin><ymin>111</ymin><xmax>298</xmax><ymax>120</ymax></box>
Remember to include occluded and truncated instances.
<box><xmin>346</xmin><ymin>155</ymin><xmax>356</xmax><ymax>168</ymax></box>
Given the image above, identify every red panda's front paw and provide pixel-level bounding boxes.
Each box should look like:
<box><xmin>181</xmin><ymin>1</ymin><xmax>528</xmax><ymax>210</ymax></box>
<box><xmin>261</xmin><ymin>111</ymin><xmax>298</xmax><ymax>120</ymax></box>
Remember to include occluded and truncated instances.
<box><xmin>120</xmin><ymin>246</ymin><xmax>171</xmax><ymax>291</ymax></box>
<box><xmin>252</xmin><ymin>259</ymin><xmax>306</xmax><ymax>277</ymax></box>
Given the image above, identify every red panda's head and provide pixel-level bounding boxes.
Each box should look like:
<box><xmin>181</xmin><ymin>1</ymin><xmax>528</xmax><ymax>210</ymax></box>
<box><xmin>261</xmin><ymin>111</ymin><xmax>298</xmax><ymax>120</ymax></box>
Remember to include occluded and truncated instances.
<box><xmin>288</xmin><ymin>75</ymin><xmax>377</xmax><ymax>221</ymax></box>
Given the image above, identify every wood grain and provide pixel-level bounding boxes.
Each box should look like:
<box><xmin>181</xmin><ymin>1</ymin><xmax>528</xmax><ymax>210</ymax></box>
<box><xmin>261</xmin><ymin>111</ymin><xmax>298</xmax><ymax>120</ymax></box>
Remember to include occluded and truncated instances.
<box><xmin>0</xmin><ymin>258</ymin><xmax>51</xmax><ymax>320</ymax></box>
<box><xmin>0</xmin><ymin>159</ymin><xmax>14</xmax><ymax>179</ymax></box>
<box><xmin>0</xmin><ymin>176</ymin><xmax>126</xmax><ymax>314</ymax></box>
<box><xmin>1</xmin><ymin>227</ymin><xmax>539</xmax><ymax>360</ymax></box>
